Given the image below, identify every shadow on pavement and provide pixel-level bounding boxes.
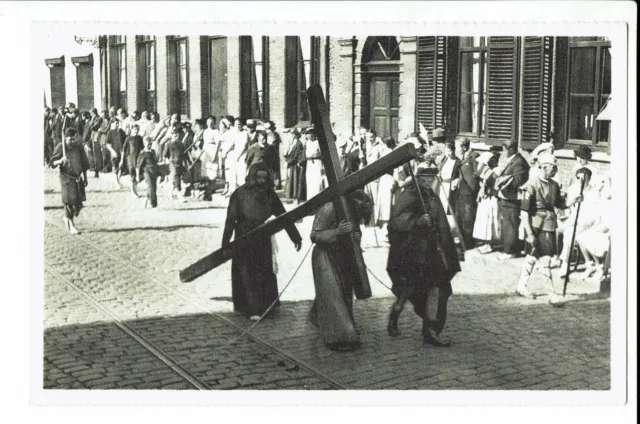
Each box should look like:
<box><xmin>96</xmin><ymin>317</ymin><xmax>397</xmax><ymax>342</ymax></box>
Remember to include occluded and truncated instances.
<box><xmin>43</xmin><ymin>293</ymin><xmax>610</xmax><ymax>391</ymax></box>
<box><xmin>84</xmin><ymin>224</ymin><xmax>220</xmax><ymax>234</ymax></box>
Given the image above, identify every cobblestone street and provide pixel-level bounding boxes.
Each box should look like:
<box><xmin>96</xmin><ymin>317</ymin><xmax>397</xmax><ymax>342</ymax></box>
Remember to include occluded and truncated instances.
<box><xmin>42</xmin><ymin>169</ymin><xmax>611</xmax><ymax>390</ymax></box>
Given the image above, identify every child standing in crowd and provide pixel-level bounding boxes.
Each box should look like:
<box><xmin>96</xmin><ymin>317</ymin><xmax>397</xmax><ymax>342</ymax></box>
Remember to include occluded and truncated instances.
<box><xmin>137</xmin><ymin>136</ymin><xmax>160</xmax><ymax>209</ymax></box>
<box><xmin>163</xmin><ymin>125</ymin><xmax>187</xmax><ymax>203</ymax></box>
<box><xmin>121</xmin><ymin>124</ymin><xmax>145</xmax><ymax>198</ymax></box>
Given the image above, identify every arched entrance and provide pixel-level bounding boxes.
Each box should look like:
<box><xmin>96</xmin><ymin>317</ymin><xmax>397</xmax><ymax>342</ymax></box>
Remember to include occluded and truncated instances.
<box><xmin>360</xmin><ymin>36</ymin><xmax>401</xmax><ymax>140</ymax></box>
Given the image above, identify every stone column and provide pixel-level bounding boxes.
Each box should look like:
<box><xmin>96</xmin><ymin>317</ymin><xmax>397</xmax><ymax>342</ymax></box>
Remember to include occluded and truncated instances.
<box><xmin>125</xmin><ymin>36</ymin><xmax>138</xmax><ymax>113</ymax></box>
<box><xmin>329</xmin><ymin>37</ymin><xmax>356</xmax><ymax>137</ymax></box>
<box><xmin>187</xmin><ymin>36</ymin><xmax>202</xmax><ymax>120</ymax></box>
<box><xmin>398</xmin><ymin>36</ymin><xmax>417</xmax><ymax>140</ymax></box>
<box><xmin>155</xmin><ymin>36</ymin><xmax>169</xmax><ymax>118</ymax></box>
<box><xmin>226</xmin><ymin>37</ymin><xmax>241</xmax><ymax>118</ymax></box>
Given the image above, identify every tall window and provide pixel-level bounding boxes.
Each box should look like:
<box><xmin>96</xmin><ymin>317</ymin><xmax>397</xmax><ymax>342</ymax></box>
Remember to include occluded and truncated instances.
<box><xmin>139</xmin><ymin>36</ymin><xmax>156</xmax><ymax>111</ymax></box>
<box><xmin>458</xmin><ymin>37</ymin><xmax>487</xmax><ymax>137</ymax></box>
<box><xmin>566</xmin><ymin>37</ymin><xmax>611</xmax><ymax>147</ymax></box>
<box><xmin>111</xmin><ymin>36</ymin><xmax>127</xmax><ymax>107</ymax></box>
<box><xmin>296</xmin><ymin>36</ymin><xmax>321</xmax><ymax>122</ymax></box>
<box><xmin>173</xmin><ymin>37</ymin><xmax>188</xmax><ymax>116</ymax></box>
<box><xmin>251</xmin><ymin>36</ymin><xmax>269</xmax><ymax>118</ymax></box>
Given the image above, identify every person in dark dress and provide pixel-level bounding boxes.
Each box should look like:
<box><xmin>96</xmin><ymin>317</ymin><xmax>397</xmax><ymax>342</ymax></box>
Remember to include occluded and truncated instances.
<box><xmin>136</xmin><ymin>137</ymin><xmax>160</xmax><ymax>208</ymax></box>
<box><xmin>222</xmin><ymin>162</ymin><xmax>303</xmax><ymax>320</ymax></box>
<box><xmin>49</xmin><ymin>128</ymin><xmax>90</xmax><ymax>234</ymax></box>
<box><xmin>163</xmin><ymin>125</ymin><xmax>188</xmax><ymax>202</ymax></box>
<box><xmin>245</xmin><ymin>130</ymin><xmax>269</xmax><ymax>170</ymax></box>
<box><xmin>309</xmin><ymin>189</ymin><xmax>373</xmax><ymax>352</ymax></box>
<box><xmin>386</xmin><ymin>165</ymin><xmax>461</xmax><ymax>347</ymax></box>
<box><xmin>283</xmin><ymin>129</ymin><xmax>304</xmax><ymax>200</ymax></box>
<box><xmin>296</xmin><ymin>131</ymin><xmax>308</xmax><ymax>203</ymax></box>
<box><xmin>122</xmin><ymin>124</ymin><xmax>145</xmax><ymax>198</ymax></box>
<box><xmin>495</xmin><ymin>139</ymin><xmax>530</xmax><ymax>260</ymax></box>
<box><xmin>265</xmin><ymin>121</ymin><xmax>282</xmax><ymax>189</ymax></box>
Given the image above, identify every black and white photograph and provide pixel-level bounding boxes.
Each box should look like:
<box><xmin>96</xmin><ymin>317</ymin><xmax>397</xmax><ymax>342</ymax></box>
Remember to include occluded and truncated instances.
<box><xmin>3</xmin><ymin>0</ymin><xmax>636</xmax><ymax>420</ymax></box>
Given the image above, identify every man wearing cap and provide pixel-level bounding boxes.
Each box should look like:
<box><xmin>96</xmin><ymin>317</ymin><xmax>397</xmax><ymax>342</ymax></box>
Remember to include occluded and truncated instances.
<box><xmin>453</xmin><ymin>136</ymin><xmax>481</xmax><ymax>248</ymax></box>
<box><xmin>386</xmin><ymin>165</ymin><xmax>461</xmax><ymax>347</ymax></box>
<box><xmin>517</xmin><ymin>153</ymin><xmax>583</xmax><ymax>305</ymax></box>
<box><xmin>49</xmin><ymin>128</ymin><xmax>90</xmax><ymax>234</ymax></box>
<box><xmin>494</xmin><ymin>139</ymin><xmax>530</xmax><ymax>260</ymax></box>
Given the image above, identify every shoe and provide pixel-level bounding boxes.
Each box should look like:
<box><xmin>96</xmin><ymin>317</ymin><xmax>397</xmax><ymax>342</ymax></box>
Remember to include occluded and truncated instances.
<box><xmin>423</xmin><ymin>328</ymin><xmax>451</xmax><ymax>348</ymax></box>
<box><xmin>580</xmin><ymin>263</ymin><xmax>596</xmax><ymax>280</ymax></box>
<box><xmin>249</xmin><ymin>315</ymin><xmax>261</xmax><ymax>322</ymax></box>
<box><xmin>548</xmin><ymin>293</ymin><xmax>567</xmax><ymax>307</ymax></box>
<box><xmin>550</xmin><ymin>257</ymin><xmax>562</xmax><ymax>269</ymax></box>
<box><xmin>516</xmin><ymin>286</ymin><xmax>535</xmax><ymax>299</ymax></box>
<box><xmin>387</xmin><ymin>306</ymin><xmax>401</xmax><ymax>337</ymax></box>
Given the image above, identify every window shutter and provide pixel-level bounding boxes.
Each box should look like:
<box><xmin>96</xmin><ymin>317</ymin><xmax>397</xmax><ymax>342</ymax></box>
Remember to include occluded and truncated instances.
<box><xmin>415</xmin><ymin>36</ymin><xmax>446</xmax><ymax>131</ymax></box>
<box><xmin>434</xmin><ymin>36</ymin><xmax>446</xmax><ymax>128</ymax></box>
<box><xmin>520</xmin><ymin>36</ymin><xmax>553</xmax><ymax>149</ymax></box>
<box><xmin>486</xmin><ymin>36</ymin><xmax>518</xmax><ymax>142</ymax></box>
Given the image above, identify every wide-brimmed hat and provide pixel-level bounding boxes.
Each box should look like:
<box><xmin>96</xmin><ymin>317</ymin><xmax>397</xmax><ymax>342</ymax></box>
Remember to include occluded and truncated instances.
<box><xmin>574</xmin><ymin>146</ymin><xmax>593</xmax><ymax>161</ymax></box>
<box><xmin>537</xmin><ymin>152</ymin><xmax>557</xmax><ymax>167</ymax></box>
<box><xmin>416</xmin><ymin>163</ymin><xmax>439</xmax><ymax>176</ymax></box>
<box><xmin>432</xmin><ymin>128</ymin><xmax>446</xmax><ymax>141</ymax></box>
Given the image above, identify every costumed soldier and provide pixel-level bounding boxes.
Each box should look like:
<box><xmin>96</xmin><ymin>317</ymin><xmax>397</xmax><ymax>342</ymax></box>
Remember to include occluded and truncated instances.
<box><xmin>49</xmin><ymin>128</ymin><xmax>90</xmax><ymax>234</ymax></box>
<box><xmin>386</xmin><ymin>165</ymin><xmax>461</xmax><ymax>347</ymax></box>
<box><xmin>516</xmin><ymin>153</ymin><xmax>583</xmax><ymax>305</ymax></box>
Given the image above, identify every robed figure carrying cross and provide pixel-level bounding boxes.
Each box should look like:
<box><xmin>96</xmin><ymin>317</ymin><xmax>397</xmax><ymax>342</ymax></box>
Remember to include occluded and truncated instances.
<box><xmin>180</xmin><ymin>85</ymin><xmax>418</xmax><ymax>323</ymax></box>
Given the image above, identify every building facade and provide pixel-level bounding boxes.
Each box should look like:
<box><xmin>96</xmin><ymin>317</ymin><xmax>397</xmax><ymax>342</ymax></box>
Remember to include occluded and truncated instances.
<box><xmin>46</xmin><ymin>35</ymin><xmax>612</xmax><ymax>187</ymax></box>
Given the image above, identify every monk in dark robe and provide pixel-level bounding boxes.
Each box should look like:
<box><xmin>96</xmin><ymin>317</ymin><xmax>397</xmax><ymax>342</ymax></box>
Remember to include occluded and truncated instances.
<box><xmin>50</xmin><ymin>128</ymin><xmax>90</xmax><ymax>234</ymax></box>
<box><xmin>309</xmin><ymin>190</ymin><xmax>373</xmax><ymax>352</ymax></box>
<box><xmin>386</xmin><ymin>165</ymin><xmax>461</xmax><ymax>347</ymax></box>
<box><xmin>222</xmin><ymin>162</ymin><xmax>303</xmax><ymax>320</ymax></box>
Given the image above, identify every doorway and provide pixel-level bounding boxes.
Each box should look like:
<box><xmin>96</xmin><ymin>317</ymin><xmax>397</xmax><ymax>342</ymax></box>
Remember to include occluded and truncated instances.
<box><xmin>369</xmin><ymin>74</ymin><xmax>400</xmax><ymax>139</ymax></box>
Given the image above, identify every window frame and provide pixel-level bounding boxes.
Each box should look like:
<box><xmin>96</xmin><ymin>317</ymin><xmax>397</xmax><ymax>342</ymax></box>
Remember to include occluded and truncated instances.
<box><xmin>295</xmin><ymin>36</ymin><xmax>321</xmax><ymax>122</ymax></box>
<box><xmin>456</xmin><ymin>37</ymin><xmax>488</xmax><ymax>139</ymax></box>
<box><xmin>112</xmin><ymin>36</ymin><xmax>127</xmax><ymax>95</ymax></box>
<box><xmin>563</xmin><ymin>37</ymin><xmax>611</xmax><ymax>149</ymax></box>
<box><xmin>169</xmin><ymin>36</ymin><xmax>189</xmax><ymax>118</ymax></box>
<box><xmin>251</xmin><ymin>36</ymin><xmax>269</xmax><ymax>119</ymax></box>
<box><xmin>143</xmin><ymin>37</ymin><xmax>156</xmax><ymax>92</ymax></box>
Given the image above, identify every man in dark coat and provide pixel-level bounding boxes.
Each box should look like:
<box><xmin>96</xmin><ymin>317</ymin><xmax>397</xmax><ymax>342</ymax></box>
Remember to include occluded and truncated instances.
<box><xmin>495</xmin><ymin>139</ymin><xmax>530</xmax><ymax>260</ymax></box>
<box><xmin>453</xmin><ymin>136</ymin><xmax>481</xmax><ymax>248</ymax></box>
<box><xmin>222</xmin><ymin>162</ymin><xmax>302</xmax><ymax>320</ymax></box>
<box><xmin>136</xmin><ymin>136</ymin><xmax>160</xmax><ymax>208</ymax></box>
<box><xmin>309</xmin><ymin>190</ymin><xmax>372</xmax><ymax>352</ymax></box>
<box><xmin>49</xmin><ymin>128</ymin><xmax>90</xmax><ymax>234</ymax></box>
<box><xmin>386</xmin><ymin>165</ymin><xmax>461</xmax><ymax>347</ymax></box>
<box><xmin>122</xmin><ymin>124</ymin><xmax>145</xmax><ymax>198</ymax></box>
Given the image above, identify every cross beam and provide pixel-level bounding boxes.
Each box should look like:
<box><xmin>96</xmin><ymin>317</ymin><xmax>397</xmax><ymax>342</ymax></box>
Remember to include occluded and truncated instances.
<box><xmin>179</xmin><ymin>85</ymin><xmax>418</xmax><ymax>293</ymax></box>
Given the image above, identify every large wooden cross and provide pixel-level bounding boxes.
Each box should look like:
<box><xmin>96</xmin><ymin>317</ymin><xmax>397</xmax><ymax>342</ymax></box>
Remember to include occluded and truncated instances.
<box><xmin>180</xmin><ymin>85</ymin><xmax>418</xmax><ymax>299</ymax></box>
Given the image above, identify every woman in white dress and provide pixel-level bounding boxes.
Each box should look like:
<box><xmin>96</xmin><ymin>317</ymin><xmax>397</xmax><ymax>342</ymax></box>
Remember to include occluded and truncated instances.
<box><xmin>436</xmin><ymin>142</ymin><xmax>460</xmax><ymax>215</ymax></box>
<box><xmin>576</xmin><ymin>174</ymin><xmax>611</xmax><ymax>280</ymax></box>
<box><xmin>375</xmin><ymin>137</ymin><xmax>396</xmax><ymax>230</ymax></box>
<box><xmin>304</xmin><ymin>128</ymin><xmax>324</xmax><ymax>199</ymax></box>
<box><xmin>472</xmin><ymin>148</ymin><xmax>502</xmax><ymax>253</ymax></box>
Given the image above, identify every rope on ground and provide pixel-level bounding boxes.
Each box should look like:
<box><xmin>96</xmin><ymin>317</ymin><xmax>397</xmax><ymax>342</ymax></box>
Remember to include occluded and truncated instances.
<box><xmin>226</xmin><ymin>241</ymin><xmax>314</xmax><ymax>346</ymax></box>
<box><xmin>365</xmin><ymin>264</ymin><xmax>393</xmax><ymax>292</ymax></box>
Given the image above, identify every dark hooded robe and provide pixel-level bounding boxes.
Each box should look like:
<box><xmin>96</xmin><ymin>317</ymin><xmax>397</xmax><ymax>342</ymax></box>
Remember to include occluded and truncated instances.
<box><xmin>309</xmin><ymin>190</ymin><xmax>371</xmax><ymax>350</ymax></box>
<box><xmin>386</xmin><ymin>179</ymin><xmax>461</xmax><ymax>327</ymax></box>
<box><xmin>222</xmin><ymin>163</ymin><xmax>302</xmax><ymax>317</ymax></box>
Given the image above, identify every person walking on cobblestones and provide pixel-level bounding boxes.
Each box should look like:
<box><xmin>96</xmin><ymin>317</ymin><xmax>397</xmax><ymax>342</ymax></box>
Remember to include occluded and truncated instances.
<box><xmin>50</xmin><ymin>128</ymin><xmax>90</xmax><ymax>234</ymax></box>
<box><xmin>163</xmin><ymin>125</ymin><xmax>188</xmax><ymax>203</ymax></box>
<box><xmin>137</xmin><ymin>136</ymin><xmax>160</xmax><ymax>208</ymax></box>
<box><xmin>517</xmin><ymin>153</ymin><xmax>583</xmax><ymax>305</ymax></box>
<box><xmin>122</xmin><ymin>124</ymin><xmax>145</xmax><ymax>198</ymax></box>
<box><xmin>222</xmin><ymin>162</ymin><xmax>302</xmax><ymax>321</ymax></box>
<box><xmin>309</xmin><ymin>189</ymin><xmax>372</xmax><ymax>352</ymax></box>
<box><xmin>386</xmin><ymin>166</ymin><xmax>460</xmax><ymax>347</ymax></box>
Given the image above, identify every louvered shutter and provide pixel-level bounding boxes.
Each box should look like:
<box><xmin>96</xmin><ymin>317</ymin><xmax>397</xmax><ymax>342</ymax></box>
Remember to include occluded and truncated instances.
<box><xmin>520</xmin><ymin>36</ymin><xmax>553</xmax><ymax>149</ymax></box>
<box><xmin>434</xmin><ymin>37</ymin><xmax>446</xmax><ymax>128</ymax></box>
<box><xmin>415</xmin><ymin>36</ymin><xmax>446</xmax><ymax>132</ymax></box>
<box><xmin>486</xmin><ymin>36</ymin><xmax>518</xmax><ymax>142</ymax></box>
